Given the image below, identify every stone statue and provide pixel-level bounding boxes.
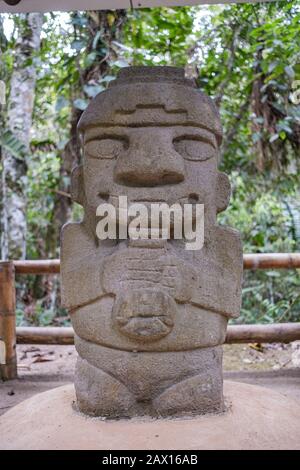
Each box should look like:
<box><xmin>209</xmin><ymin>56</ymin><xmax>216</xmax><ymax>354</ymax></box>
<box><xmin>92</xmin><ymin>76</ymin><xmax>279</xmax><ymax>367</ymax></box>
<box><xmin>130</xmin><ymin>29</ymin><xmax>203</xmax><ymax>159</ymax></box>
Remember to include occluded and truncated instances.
<box><xmin>61</xmin><ymin>66</ymin><xmax>243</xmax><ymax>418</ymax></box>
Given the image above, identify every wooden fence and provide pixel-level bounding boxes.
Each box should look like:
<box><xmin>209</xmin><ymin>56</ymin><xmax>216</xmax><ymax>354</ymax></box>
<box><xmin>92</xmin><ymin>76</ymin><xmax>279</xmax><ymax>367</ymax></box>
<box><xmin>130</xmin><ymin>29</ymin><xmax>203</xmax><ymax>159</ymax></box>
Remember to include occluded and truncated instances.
<box><xmin>0</xmin><ymin>253</ymin><xmax>300</xmax><ymax>380</ymax></box>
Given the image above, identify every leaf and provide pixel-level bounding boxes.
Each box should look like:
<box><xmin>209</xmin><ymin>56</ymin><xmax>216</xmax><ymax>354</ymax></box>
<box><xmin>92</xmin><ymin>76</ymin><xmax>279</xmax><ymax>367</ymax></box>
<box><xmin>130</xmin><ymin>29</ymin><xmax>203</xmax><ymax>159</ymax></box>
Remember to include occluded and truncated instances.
<box><xmin>73</xmin><ymin>98</ymin><xmax>88</xmax><ymax>110</ymax></box>
<box><xmin>55</xmin><ymin>96</ymin><xmax>68</xmax><ymax>112</ymax></box>
<box><xmin>285</xmin><ymin>65</ymin><xmax>295</xmax><ymax>79</ymax></box>
<box><xmin>252</xmin><ymin>132</ymin><xmax>261</xmax><ymax>143</ymax></box>
<box><xmin>113</xmin><ymin>59</ymin><xmax>129</xmax><ymax>68</ymax></box>
<box><xmin>0</xmin><ymin>130</ymin><xmax>27</xmax><ymax>159</ymax></box>
<box><xmin>277</xmin><ymin>121</ymin><xmax>292</xmax><ymax>134</ymax></box>
<box><xmin>107</xmin><ymin>13</ymin><xmax>115</xmax><ymax>28</ymax></box>
<box><xmin>84</xmin><ymin>52</ymin><xmax>97</xmax><ymax>68</ymax></box>
<box><xmin>269</xmin><ymin>133</ymin><xmax>279</xmax><ymax>143</ymax></box>
<box><xmin>268</xmin><ymin>61</ymin><xmax>278</xmax><ymax>73</ymax></box>
<box><xmin>265</xmin><ymin>271</ymin><xmax>281</xmax><ymax>278</ymax></box>
<box><xmin>279</xmin><ymin>130</ymin><xmax>286</xmax><ymax>140</ymax></box>
<box><xmin>249</xmin><ymin>343</ymin><xmax>264</xmax><ymax>352</ymax></box>
<box><xmin>101</xmin><ymin>75</ymin><xmax>115</xmax><ymax>83</ymax></box>
<box><xmin>71</xmin><ymin>15</ymin><xmax>88</xmax><ymax>27</ymax></box>
<box><xmin>254</xmin><ymin>116</ymin><xmax>264</xmax><ymax>125</ymax></box>
<box><xmin>71</xmin><ymin>40</ymin><xmax>85</xmax><ymax>52</ymax></box>
<box><xmin>83</xmin><ymin>84</ymin><xmax>105</xmax><ymax>98</ymax></box>
<box><xmin>92</xmin><ymin>31</ymin><xmax>101</xmax><ymax>50</ymax></box>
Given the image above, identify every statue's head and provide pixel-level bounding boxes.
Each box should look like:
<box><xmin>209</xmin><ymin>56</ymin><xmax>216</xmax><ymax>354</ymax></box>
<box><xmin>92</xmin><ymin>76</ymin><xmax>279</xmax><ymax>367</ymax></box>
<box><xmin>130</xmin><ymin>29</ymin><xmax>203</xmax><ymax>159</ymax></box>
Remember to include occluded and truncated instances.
<box><xmin>72</xmin><ymin>66</ymin><xmax>230</xmax><ymax>240</ymax></box>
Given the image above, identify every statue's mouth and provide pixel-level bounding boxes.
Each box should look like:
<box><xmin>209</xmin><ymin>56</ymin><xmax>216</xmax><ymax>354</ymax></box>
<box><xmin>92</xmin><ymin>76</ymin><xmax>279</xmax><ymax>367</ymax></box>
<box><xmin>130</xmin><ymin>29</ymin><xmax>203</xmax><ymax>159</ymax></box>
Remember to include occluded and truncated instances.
<box><xmin>101</xmin><ymin>193</ymin><xmax>201</xmax><ymax>207</ymax></box>
<box><xmin>112</xmin><ymin>289</ymin><xmax>177</xmax><ymax>342</ymax></box>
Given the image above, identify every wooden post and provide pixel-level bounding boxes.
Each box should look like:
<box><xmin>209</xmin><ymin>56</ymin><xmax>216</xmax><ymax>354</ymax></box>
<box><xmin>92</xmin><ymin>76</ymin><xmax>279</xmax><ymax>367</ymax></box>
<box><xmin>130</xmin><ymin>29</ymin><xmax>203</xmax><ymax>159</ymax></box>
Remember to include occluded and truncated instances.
<box><xmin>0</xmin><ymin>261</ymin><xmax>17</xmax><ymax>380</ymax></box>
<box><xmin>226</xmin><ymin>322</ymin><xmax>300</xmax><ymax>344</ymax></box>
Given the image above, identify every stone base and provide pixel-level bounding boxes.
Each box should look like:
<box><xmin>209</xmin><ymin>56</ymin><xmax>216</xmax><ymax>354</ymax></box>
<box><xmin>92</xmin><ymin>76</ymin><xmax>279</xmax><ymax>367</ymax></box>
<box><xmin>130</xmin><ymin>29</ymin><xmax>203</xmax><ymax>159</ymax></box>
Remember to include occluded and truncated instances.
<box><xmin>0</xmin><ymin>381</ymin><xmax>300</xmax><ymax>450</ymax></box>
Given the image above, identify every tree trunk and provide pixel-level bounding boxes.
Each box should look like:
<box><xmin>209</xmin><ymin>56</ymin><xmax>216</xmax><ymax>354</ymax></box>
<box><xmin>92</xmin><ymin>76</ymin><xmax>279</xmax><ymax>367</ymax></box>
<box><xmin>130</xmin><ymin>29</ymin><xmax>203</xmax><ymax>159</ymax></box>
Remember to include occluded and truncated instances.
<box><xmin>1</xmin><ymin>13</ymin><xmax>43</xmax><ymax>260</ymax></box>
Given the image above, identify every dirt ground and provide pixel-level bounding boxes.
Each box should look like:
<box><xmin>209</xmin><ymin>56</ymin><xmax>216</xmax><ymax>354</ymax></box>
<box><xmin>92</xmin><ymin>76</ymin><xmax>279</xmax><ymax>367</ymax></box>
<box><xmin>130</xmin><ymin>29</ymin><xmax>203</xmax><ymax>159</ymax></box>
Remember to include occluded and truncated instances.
<box><xmin>1</xmin><ymin>341</ymin><xmax>300</xmax><ymax>416</ymax></box>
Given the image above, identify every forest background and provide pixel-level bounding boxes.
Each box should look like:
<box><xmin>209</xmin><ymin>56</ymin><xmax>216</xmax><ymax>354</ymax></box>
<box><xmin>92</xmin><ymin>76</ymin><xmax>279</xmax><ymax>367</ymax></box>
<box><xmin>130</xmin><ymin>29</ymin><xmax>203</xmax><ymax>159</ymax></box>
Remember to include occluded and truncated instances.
<box><xmin>0</xmin><ymin>0</ymin><xmax>299</xmax><ymax>327</ymax></box>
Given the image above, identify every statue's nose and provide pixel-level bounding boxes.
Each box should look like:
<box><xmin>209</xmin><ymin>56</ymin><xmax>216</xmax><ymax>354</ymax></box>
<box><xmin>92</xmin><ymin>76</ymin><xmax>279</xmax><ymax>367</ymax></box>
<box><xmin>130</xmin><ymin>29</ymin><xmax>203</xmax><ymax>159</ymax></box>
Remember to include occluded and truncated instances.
<box><xmin>114</xmin><ymin>135</ymin><xmax>185</xmax><ymax>187</ymax></box>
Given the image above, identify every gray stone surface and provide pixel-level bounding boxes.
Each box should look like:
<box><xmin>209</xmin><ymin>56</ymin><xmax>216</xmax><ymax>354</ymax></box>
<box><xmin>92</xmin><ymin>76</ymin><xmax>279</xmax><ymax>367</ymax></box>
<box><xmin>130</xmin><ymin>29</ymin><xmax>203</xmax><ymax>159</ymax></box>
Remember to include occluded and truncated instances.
<box><xmin>61</xmin><ymin>66</ymin><xmax>243</xmax><ymax>418</ymax></box>
<box><xmin>2</xmin><ymin>382</ymin><xmax>300</xmax><ymax>450</ymax></box>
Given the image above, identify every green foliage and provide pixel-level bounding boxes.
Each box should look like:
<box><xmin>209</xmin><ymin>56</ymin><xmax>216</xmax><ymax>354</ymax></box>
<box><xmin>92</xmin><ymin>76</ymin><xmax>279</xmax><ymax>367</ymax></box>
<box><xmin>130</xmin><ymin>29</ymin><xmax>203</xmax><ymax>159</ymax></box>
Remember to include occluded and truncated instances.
<box><xmin>219</xmin><ymin>172</ymin><xmax>300</xmax><ymax>324</ymax></box>
<box><xmin>220</xmin><ymin>172</ymin><xmax>298</xmax><ymax>253</ymax></box>
<box><xmin>193</xmin><ymin>1</ymin><xmax>300</xmax><ymax>173</ymax></box>
<box><xmin>0</xmin><ymin>129</ymin><xmax>26</xmax><ymax>158</ymax></box>
<box><xmin>26</xmin><ymin>149</ymin><xmax>61</xmax><ymax>259</ymax></box>
<box><xmin>239</xmin><ymin>270</ymin><xmax>300</xmax><ymax>324</ymax></box>
<box><xmin>124</xmin><ymin>7</ymin><xmax>195</xmax><ymax>66</ymax></box>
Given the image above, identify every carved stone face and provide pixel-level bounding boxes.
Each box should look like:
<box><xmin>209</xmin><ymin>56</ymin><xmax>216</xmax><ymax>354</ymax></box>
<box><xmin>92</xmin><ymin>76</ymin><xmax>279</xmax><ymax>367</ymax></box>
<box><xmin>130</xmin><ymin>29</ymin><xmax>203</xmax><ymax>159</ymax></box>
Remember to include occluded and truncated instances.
<box><xmin>73</xmin><ymin>67</ymin><xmax>230</xmax><ymax>238</ymax></box>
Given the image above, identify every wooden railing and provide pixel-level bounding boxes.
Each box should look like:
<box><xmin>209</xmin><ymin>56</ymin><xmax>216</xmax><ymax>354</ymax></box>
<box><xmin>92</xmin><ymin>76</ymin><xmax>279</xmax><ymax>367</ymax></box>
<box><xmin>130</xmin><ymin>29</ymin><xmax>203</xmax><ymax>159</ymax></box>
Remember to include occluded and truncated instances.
<box><xmin>12</xmin><ymin>253</ymin><xmax>300</xmax><ymax>274</ymax></box>
<box><xmin>0</xmin><ymin>253</ymin><xmax>300</xmax><ymax>380</ymax></box>
<box><xmin>15</xmin><ymin>323</ymin><xmax>300</xmax><ymax>346</ymax></box>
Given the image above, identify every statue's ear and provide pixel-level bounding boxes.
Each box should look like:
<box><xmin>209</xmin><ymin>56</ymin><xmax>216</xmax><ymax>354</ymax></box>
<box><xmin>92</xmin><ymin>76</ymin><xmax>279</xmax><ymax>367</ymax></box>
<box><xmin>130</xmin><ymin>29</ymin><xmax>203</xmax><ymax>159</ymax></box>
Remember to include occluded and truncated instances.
<box><xmin>71</xmin><ymin>165</ymin><xmax>84</xmax><ymax>206</ymax></box>
<box><xmin>216</xmin><ymin>172</ymin><xmax>231</xmax><ymax>213</ymax></box>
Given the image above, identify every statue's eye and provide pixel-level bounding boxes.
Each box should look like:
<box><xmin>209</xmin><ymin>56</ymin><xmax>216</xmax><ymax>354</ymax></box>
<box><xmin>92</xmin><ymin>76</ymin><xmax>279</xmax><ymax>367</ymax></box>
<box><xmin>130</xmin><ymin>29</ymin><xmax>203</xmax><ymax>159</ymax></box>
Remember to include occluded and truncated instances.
<box><xmin>173</xmin><ymin>138</ymin><xmax>215</xmax><ymax>161</ymax></box>
<box><xmin>85</xmin><ymin>138</ymin><xmax>126</xmax><ymax>159</ymax></box>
